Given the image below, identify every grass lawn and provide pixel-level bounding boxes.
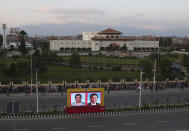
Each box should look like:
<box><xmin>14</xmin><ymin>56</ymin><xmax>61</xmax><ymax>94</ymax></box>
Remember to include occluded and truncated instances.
<box><xmin>0</xmin><ymin>57</ymin><xmax>29</xmax><ymax>66</ymax></box>
<box><xmin>63</xmin><ymin>56</ymin><xmax>141</xmax><ymax>66</ymax></box>
<box><xmin>39</xmin><ymin>65</ymin><xmax>140</xmax><ymax>83</ymax></box>
<box><xmin>0</xmin><ymin>65</ymin><xmax>139</xmax><ymax>84</ymax></box>
<box><xmin>0</xmin><ymin>57</ymin><xmax>140</xmax><ymax>84</ymax></box>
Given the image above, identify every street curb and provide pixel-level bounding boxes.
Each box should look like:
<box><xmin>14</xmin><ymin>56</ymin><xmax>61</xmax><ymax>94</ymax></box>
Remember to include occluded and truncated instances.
<box><xmin>0</xmin><ymin>106</ymin><xmax>188</xmax><ymax>120</ymax></box>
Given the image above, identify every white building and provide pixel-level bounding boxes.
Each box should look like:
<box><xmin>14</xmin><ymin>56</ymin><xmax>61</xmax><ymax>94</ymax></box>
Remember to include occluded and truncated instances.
<box><xmin>82</xmin><ymin>32</ymin><xmax>97</xmax><ymax>41</ymax></box>
<box><xmin>50</xmin><ymin>40</ymin><xmax>91</xmax><ymax>51</ymax></box>
<box><xmin>50</xmin><ymin>28</ymin><xmax>159</xmax><ymax>52</ymax></box>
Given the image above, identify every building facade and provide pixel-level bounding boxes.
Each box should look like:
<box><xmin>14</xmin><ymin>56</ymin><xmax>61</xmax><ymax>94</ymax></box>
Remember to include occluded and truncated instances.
<box><xmin>50</xmin><ymin>28</ymin><xmax>159</xmax><ymax>52</ymax></box>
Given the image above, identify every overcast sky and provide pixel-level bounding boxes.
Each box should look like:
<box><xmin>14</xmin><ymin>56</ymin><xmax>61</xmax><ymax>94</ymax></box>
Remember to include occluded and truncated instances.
<box><xmin>0</xmin><ymin>0</ymin><xmax>189</xmax><ymax>32</ymax></box>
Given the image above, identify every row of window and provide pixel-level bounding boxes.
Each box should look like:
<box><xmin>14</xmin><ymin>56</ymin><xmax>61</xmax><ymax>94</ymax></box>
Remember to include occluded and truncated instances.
<box><xmin>55</xmin><ymin>42</ymin><xmax>91</xmax><ymax>45</ymax></box>
<box><xmin>105</xmin><ymin>35</ymin><xmax>120</xmax><ymax>38</ymax></box>
<box><xmin>60</xmin><ymin>48</ymin><xmax>91</xmax><ymax>51</ymax></box>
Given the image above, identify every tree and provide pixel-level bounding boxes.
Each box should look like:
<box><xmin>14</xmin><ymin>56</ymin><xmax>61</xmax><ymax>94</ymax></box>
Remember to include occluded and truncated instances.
<box><xmin>139</xmin><ymin>59</ymin><xmax>153</xmax><ymax>78</ymax></box>
<box><xmin>2</xmin><ymin>63</ymin><xmax>17</xmax><ymax>77</ymax></box>
<box><xmin>183</xmin><ymin>55</ymin><xmax>189</xmax><ymax>69</ymax></box>
<box><xmin>41</xmin><ymin>41</ymin><xmax>50</xmax><ymax>52</ymax></box>
<box><xmin>185</xmin><ymin>44</ymin><xmax>189</xmax><ymax>52</ymax></box>
<box><xmin>149</xmin><ymin>53</ymin><xmax>161</xmax><ymax>61</ymax></box>
<box><xmin>9</xmin><ymin>45</ymin><xmax>15</xmax><ymax>51</ymax></box>
<box><xmin>123</xmin><ymin>44</ymin><xmax>127</xmax><ymax>52</ymax></box>
<box><xmin>18</xmin><ymin>30</ymin><xmax>28</xmax><ymax>55</ymax></box>
<box><xmin>157</xmin><ymin>57</ymin><xmax>172</xmax><ymax>80</ymax></box>
<box><xmin>33</xmin><ymin>49</ymin><xmax>41</xmax><ymax>57</ymax></box>
<box><xmin>69</xmin><ymin>52</ymin><xmax>81</xmax><ymax>67</ymax></box>
<box><xmin>32</xmin><ymin>56</ymin><xmax>47</xmax><ymax>73</ymax></box>
<box><xmin>42</xmin><ymin>51</ymin><xmax>63</xmax><ymax>64</ymax></box>
<box><xmin>0</xmin><ymin>34</ymin><xmax>3</xmax><ymax>47</ymax></box>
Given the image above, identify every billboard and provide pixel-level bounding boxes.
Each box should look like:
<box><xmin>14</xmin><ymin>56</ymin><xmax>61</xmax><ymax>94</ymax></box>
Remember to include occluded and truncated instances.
<box><xmin>10</xmin><ymin>28</ymin><xmax>20</xmax><ymax>34</ymax></box>
<box><xmin>67</xmin><ymin>88</ymin><xmax>104</xmax><ymax>107</ymax></box>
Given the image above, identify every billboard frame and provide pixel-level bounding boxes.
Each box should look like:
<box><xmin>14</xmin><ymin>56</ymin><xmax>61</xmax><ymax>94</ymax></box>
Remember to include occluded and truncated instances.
<box><xmin>67</xmin><ymin>88</ymin><xmax>104</xmax><ymax>108</ymax></box>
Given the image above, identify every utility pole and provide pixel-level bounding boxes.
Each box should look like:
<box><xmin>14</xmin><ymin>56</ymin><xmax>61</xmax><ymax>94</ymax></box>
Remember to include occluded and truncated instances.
<box><xmin>139</xmin><ymin>70</ymin><xmax>143</xmax><ymax>109</ymax></box>
<box><xmin>36</xmin><ymin>71</ymin><xmax>39</xmax><ymax>113</ymax></box>
<box><xmin>153</xmin><ymin>59</ymin><xmax>156</xmax><ymax>94</ymax></box>
<box><xmin>30</xmin><ymin>56</ymin><xmax>32</xmax><ymax>94</ymax></box>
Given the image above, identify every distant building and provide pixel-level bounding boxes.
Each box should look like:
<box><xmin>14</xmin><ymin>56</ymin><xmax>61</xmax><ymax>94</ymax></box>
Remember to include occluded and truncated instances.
<box><xmin>50</xmin><ymin>28</ymin><xmax>159</xmax><ymax>52</ymax></box>
<box><xmin>6</xmin><ymin>28</ymin><xmax>33</xmax><ymax>50</ymax></box>
<box><xmin>172</xmin><ymin>37</ymin><xmax>189</xmax><ymax>51</ymax></box>
<box><xmin>83</xmin><ymin>32</ymin><xmax>97</xmax><ymax>41</ymax></box>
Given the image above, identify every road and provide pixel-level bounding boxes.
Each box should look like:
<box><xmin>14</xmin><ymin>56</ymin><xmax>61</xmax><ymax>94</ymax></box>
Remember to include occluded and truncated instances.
<box><xmin>0</xmin><ymin>111</ymin><xmax>189</xmax><ymax>131</ymax></box>
<box><xmin>0</xmin><ymin>89</ymin><xmax>189</xmax><ymax>112</ymax></box>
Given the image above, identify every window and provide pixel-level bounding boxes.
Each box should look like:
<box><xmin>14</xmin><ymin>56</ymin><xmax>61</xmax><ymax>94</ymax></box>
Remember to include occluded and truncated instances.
<box><xmin>106</xmin><ymin>36</ymin><xmax>109</xmax><ymax>38</ymax></box>
<box><xmin>111</xmin><ymin>36</ymin><xmax>114</xmax><ymax>38</ymax></box>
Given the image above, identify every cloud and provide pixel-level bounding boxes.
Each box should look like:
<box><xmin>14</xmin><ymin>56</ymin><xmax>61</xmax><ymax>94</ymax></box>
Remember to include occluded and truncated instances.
<box><xmin>37</xmin><ymin>6</ymin><xmax>106</xmax><ymax>24</ymax></box>
<box><xmin>111</xmin><ymin>14</ymin><xmax>189</xmax><ymax>31</ymax></box>
<box><xmin>37</xmin><ymin>6</ymin><xmax>189</xmax><ymax>32</ymax></box>
<box><xmin>38</xmin><ymin>6</ymin><xmax>105</xmax><ymax>16</ymax></box>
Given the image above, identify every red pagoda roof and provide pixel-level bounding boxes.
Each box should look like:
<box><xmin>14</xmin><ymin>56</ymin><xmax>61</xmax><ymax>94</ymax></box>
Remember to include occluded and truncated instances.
<box><xmin>98</xmin><ymin>28</ymin><xmax>122</xmax><ymax>35</ymax></box>
<box><xmin>91</xmin><ymin>36</ymin><xmax>134</xmax><ymax>41</ymax></box>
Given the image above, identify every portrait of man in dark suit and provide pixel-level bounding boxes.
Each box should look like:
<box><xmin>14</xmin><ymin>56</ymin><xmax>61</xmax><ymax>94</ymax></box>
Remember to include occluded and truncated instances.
<box><xmin>88</xmin><ymin>93</ymin><xmax>100</xmax><ymax>106</ymax></box>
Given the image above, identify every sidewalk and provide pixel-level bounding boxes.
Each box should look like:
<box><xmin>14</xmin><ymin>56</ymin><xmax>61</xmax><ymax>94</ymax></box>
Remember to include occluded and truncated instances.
<box><xmin>0</xmin><ymin>88</ymin><xmax>188</xmax><ymax>97</ymax></box>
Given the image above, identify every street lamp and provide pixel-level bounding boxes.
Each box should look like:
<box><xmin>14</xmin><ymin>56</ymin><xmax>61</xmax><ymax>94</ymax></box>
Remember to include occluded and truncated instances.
<box><xmin>153</xmin><ymin>59</ymin><xmax>156</xmax><ymax>94</ymax></box>
<box><xmin>30</xmin><ymin>56</ymin><xmax>33</xmax><ymax>94</ymax></box>
<box><xmin>138</xmin><ymin>70</ymin><xmax>143</xmax><ymax>109</ymax></box>
<box><xmin>35</xmin><ymin>70</ymin><xmax>40</xmax><ymax>113</ymax></box>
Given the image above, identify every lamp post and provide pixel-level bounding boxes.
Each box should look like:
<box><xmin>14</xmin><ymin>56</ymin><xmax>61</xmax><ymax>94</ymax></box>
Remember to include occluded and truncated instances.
<box><xmin>30</xmin><ymin>56</ymin><xmax>33</xmax><ymax>94</ymax></box>
<box><xmin>36</xmin><ymin>71</ymin><xmax>39</xmax><ymax>113</ymax></box>
<box><xmin>153</xmin><ymin>59</ymin><xmax>156</xmax><ymax>94</ymax></box>
<box><xmin>139</xmin><ymin>70</ymin><xmax>143</xmax><ymax>109</ymax></box>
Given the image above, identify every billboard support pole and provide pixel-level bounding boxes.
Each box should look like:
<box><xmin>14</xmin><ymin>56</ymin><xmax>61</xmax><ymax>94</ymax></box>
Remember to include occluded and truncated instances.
<box><xmin>12</xmin><ymin>101</ymin><xmax>16</xmax><ymax>131</ymax></box>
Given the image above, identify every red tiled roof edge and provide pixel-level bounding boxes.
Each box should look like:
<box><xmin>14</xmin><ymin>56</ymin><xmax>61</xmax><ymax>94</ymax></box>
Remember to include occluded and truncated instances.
<box><xmin>98</xmin><ymin>28</ymin><xmax>122</xmax><ymax>34</ymax></box>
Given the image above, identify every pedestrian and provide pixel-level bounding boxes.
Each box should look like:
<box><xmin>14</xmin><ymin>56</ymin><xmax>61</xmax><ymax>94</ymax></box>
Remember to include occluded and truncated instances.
<box><xmin>61</xmin><ymin>86</ymin><xmax>64</xmax><ymax>96</ymax></box>
<box><xmin>6</xmin><ymin>88</ymin><xmax>9</xmax><ymax>96</ymax></box>
<box><xmin>107</xmin><ymin>85</ymin><xmax>110</xmax><ymax>94</ymax></box>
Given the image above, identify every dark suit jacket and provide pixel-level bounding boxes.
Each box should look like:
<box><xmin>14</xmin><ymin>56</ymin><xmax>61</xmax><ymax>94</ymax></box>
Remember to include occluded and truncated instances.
<box><xmin>88</xmin><ymin>103</ymin><xmax>100</xmax><ymax>105</ymax></box>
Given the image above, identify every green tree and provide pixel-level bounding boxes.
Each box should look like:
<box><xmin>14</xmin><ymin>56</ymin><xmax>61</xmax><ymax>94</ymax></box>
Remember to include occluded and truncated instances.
<box><xmin>123</xmin><ymin>44</ymin><xmax>127</xmax><ymax>51</ymax></box>
<box><xmin>149</xmin><ymin>53</ymin><xmax>161</xmax><ymax>61</ymax></box>
<box><xmin>9</xmin><ymin>45</ymin><xmax>15</xmax><ymax>51</ymax></box>
<box><xmin>0</xmin><ymin>34</ymin><xmax>3</xmax><ymax>47</ymax></box>
<box><xmin>3</xmin><ymin>63</ymin><xmax>17</xmax><ymax>77</ymax></box>
<box><xmin>33</xmin><ymin>49</ymin><xmax>41</xmax><ymax>57</ymax></box>
<box><xmin>185</xmin><ymin>44</ymin><xmax>189</xmax><ymax>52</ymax></box>
<box><xmin>183</xmin><ymin>55</ymin><xmax>189</xmax><ymax>69</ymax></box>
<box><xmin>69</xmin><ymin>52</ymin><xmax>81</xmax><ymax>67</ymax></box>
<box><xmin>157</xmin><ymin>57</ymin><xmax>172</xmax><ymax>80</ymax></box>
<box><xmin>42</xmin><ymin>51</ymin><xmax>63</xmax><ymax>64</ymax></box>
<box><xmin>140</xmin><ymin>59</ymin><xmax>153</xmax><ymax>78</ymax></box>
<box><xmin>18</xmin><ymin>30</ymin><xmax>28</xmax><ymax>55</ymax></box>
<box><xmin>32</xmin><ymin>56</ymin><xmax>47</xmax><ymax>73</ymax></box>
<box><xmin>41</xmin><ymin>41</ymin><xmax>50</xmax><ymax>52</ymax></box>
